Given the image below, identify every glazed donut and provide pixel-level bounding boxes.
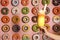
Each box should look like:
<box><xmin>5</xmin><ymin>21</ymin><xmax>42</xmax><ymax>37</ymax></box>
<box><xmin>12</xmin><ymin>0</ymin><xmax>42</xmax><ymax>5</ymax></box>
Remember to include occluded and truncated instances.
<box><xmin>21</xmin><ymin>0</ymin><xmax>29</xmax><ymax>6</ymax></box>
<box><xmin>2</xmin><ymin>34</ymin><xmax>9</xmax><ymax>40</ymax></box>
<box><xmin>52</xmin><ymin>0</ymin><xmax>59</xmax><ymax>6</ymax></box>
<box><xmin>32</xmin><ymin>7</ymin><xmax>38</xmax><ymax>16</ymax></box>
<box><xmin>12</xmin><ymin>24</ymin><xmax>20</xmax><ymax>32</ymax></box>
<box><xmin>45</xmin><ymin>16</ymin><xmax>50</xmax><ymax>23</ymax></box>
<box><xmin>22</xmin><ymin>24</ymin><xmax>30</xmax><ymax>32</ymax></box>
<box><xmin>52</xmin><ymin>15</ymin><xmax>60</xmax><ymax>24</ymax></box>
<box><xmin>33</xmin><ymin>33</ymin><xmax>40</xmax><ymax>40</ymax></box>
<box><xmin>52</xmin><ymin>24</ymin><xmax>60</xmax><ymax>35</ymax></box>
<box><xmin>22</xmin><ymin>16</ymin><xmax>30</xmax><ymax>23</ymax></box>
<box><xmin>1</xmin><ymin>7</ymin><xmax>9</xmax><ymax>15</ymax></box>
<box><xmin>11</xmin><ymin>0</ymin><xmax>19</xmax><ymax>6</ymax></box>
<box><xmin>22</xmin><ymin>34</ymin><xmax>30</xmax><ymax>40</ymax></box>
<box><xmin>31</xmin><ymin>0</ymin><xmax>39</xmax><ymax>6</ymax></box>
<box><xmin>12</xmin><ymin>7</ymin><xmax>20</xmax><ymax>15</ymax></box>
<box><xmin>2</xmin><ymin>25</ymin><xmax>10</xmax><ymax>32</ymax></box>
<box><xmin>1</xmin><ymin>16</ymin><xmax>10</xmax><ymax>23</ymax></box>
<box><xmin>42</xmin><ymin>34</ymin><xmax>50</xmax><ymax>40</ymax></box>
<box><xmin>42</xmin><ymin>0</ymin><xmax>50</xmax><ymax>5</ymax></box>
<box><xmin>32</xmin><ymin>16</ymin><xmax>37</xmax><ymax>23</ymax></box>
<box><xmin>32</xmin><ymin>24</ymin><xmax>39</xmax><ymax>32</ymax></box>
<box><xmin>42</xmin><ymin>7</ymin><xmax>50</xmax><ymax>15</ymax></box>
<box><xmin>52</xmin><ymin>7</ymin><xmax>60</xmax><ymax>15</ymax></box>
<box><xmin>21</xmin><ymin>7</ymin><xmax>29</xmax><ymax>15</ymax></box>
<box><xmin>12</xmin><ymin>33</ymin><xmax>20</xmax><ymax>40</ymax></box>
<box><xmin>1</xmin><ymin>0</ymin><xmax>9</xmax><ymax>6</ymax></box>
<box><xmin>12</xmin><ymin>15</ymin><xmax>20</xmax><ymax>24</ymax></box>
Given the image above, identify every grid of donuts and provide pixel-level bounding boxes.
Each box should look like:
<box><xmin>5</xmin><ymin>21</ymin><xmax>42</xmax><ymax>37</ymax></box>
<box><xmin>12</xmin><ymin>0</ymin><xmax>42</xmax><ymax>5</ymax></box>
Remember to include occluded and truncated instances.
<box><xmin>0</xmin><ymin>0</ymin><xmax>60</xmax><ymax>40</ymax></box>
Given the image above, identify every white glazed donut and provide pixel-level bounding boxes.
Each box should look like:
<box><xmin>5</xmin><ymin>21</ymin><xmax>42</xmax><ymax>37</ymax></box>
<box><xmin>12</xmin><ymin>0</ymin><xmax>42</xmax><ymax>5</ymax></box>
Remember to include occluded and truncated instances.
<box><xmin>32</xmin><ymin>0</ymin><xmax>39</xmax><ymax>6</ymax></box>
<box><xmin>53</xmin><ymin>15</ymin><xmax>60</xmax><ymax>24</ymax></box>
<box><xmin>2</xmin><ymin>33</ymin><xmax>9</xmax><ymax>40</ymax></box>
<box><xmin>33</xmin><ymin>33</ymin><xmax>40</xmax><ymax>40</ymax></box>
<box><xmin>12</xmin><ymin>0</ymin><xmax>19</xmax><ymax>6</ymax></box>
<box><xmin>12</xmin><ymin>7</ymin><xmax>20</xmax><ymax>15</ymax></box>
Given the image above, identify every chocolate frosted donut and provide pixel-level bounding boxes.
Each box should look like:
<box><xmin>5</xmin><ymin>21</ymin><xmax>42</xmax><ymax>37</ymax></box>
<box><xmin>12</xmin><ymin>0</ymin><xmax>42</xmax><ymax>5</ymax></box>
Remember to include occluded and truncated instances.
<box><xmin>32</xmin><ymin>16</ymin><xmax>37</xmax><ymax>23</ymax></box>
<box><xmin>52</xmin><ymin>0</ymin><xmax>60</xmax><ymax>6</ymax></box>
<box><xmin>52</xmin><ymin>7</ymin><xmax>60</xmax><ymax>15</ymax></box>
<box><xmin>1</xmin><ymin>7</ymin><xmax>9</xmax><ymax>15</ymax></box>
<box><xmin>12</xmin><ymin>25</ymin><xmax>20</xmax><ymax>32</ymax></box>
<box><xmin>52</xmin><ymin>24</ymin><xmax>60</xmax><ymax>35</ymax></box>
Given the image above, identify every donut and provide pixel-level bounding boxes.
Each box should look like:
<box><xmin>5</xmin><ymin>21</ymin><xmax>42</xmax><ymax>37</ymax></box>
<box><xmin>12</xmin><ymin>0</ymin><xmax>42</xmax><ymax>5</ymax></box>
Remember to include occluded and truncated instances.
<box><xmin>32</xmin><ymin>33</ymin><xmax>40</xmax><ymax>40</ymax></box>
<box><xmin>52</xmin><ymin>15</ymin><xmax>60</xmax><ymax>24</ymax></box>
<box><xmin>44</xmin><ymin>24</ymin><xmax>50</xmax><ymax>31</ymax></box>
<box><xmin>1</xmin><ymin>7</ymin><xmax>9</xmax><ymax>15</ymax></box>
<box><xmin>12</xmin><ymin>24</ymin><xmax>20</xmax><ymax>32</ymax></box>
<box><xmin>1</xmin><ymin>0</ymin><xmax>9</xmax><ymax>6</ymax></box>
<box><xmin>2</xmin><ymin>34</ymin><xmax>9</xmax><ymax>40</ymax></box>
<box><xmin>42</xmin><ymin>0</ymin><xmax>50</xmax><ymax>5</ymax></box>
<box><xmin>32</xmin><ymin>16</ymin><xmax>37</xmax><ymax>23</ymax></box>
<box><xmin>22</xmin><ymin>16</ymin><xmax>30</xmax><ymax>23</ymax></box>
<box><xmin>21</xmin><ymin>0</ymin><xmax>29</xmax><ymax>6</ymax></box>
<box><xmin>42</xmin><ymin>7</ymin><xmax>50</xmax><ymax>15</ymax></box>
<box><xmin>52</xmin><ymin>0</ymin><xmax>59</xmax><ymax>6</ymax></box>
<box><xmin>52</xmin><ymin>24</ymin><xmax>60</xmax><ymax>35</ymax></box>
<box><xmin>22</xmin><ymin>24</ymin><xmax>30</xmax><ymax>32</ymax></box>
<box><xmin>1</xmin><ymin>16</ymin><xmax>10</xmax><ymax>23</ymax></box>
<box><xmin>22</xmin><ymin>34</ymin><xmax>30</xmax><ymax>40</ymax></box>
<box><xmin>12</xmin><ymin>15</ymin><xmax>20</xmax><ymax>24</ymax></box>
<box><xmin>32</xmin><ymin>24</ymin><xmax>39</xmax><ymax>32</ymax></box>
<box><xmin>42</xmin><ymin>34</ymin><xmax>50</xmax><ymax>40</ymax></box>
<box><xmin>32</xmin><ymin>7</ymin><xmax>38</xmax><ymax>16</ymax></box>
<box><xmin>21</xmin><ymin>7</ymin><xmax>29</xmax><ymax>15</ymax></box>
<box><xmin>31</xmin><ymin>0</ymin><xmax>39</xmax><ymax>6</ymax></box>
<box><xmin>12</xmin><ymin>33</ymin><xmax>20</xmax><ymax>40</ymax></box>
<box><xmin>45</xmin><ymin>16</ymin><xmax>50</xmax><ymax>23</ymax></box>
<box><xmin>11</xmin><ymin>0</ymin><xmax>19</xmax><ymax>6</ymax></box>
<box><xmin>12</xmin><ymin>7</ymin><xmax>20</xmax><ymax>15</ymax></box>
<box><xmin>52</xmin><ymin>7</ymin><xmax>60</xmax><ymax>15</ymax></box>
<box><xmin>1</xmin><ymin>25</ymin><xmax>10</xmax><ymax>32</ymax></box>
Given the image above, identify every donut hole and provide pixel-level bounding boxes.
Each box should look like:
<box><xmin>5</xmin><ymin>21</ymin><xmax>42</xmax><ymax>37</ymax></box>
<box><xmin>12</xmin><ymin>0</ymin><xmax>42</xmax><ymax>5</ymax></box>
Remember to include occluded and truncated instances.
<box><xmin>52</xmin><ymin>24</ymin><xmax>60</xmax><ymax>32</ymax></box>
